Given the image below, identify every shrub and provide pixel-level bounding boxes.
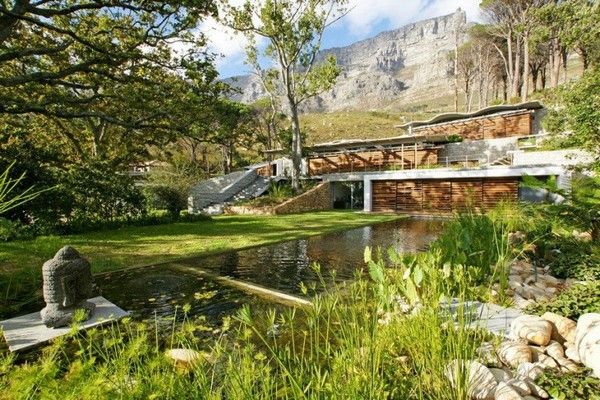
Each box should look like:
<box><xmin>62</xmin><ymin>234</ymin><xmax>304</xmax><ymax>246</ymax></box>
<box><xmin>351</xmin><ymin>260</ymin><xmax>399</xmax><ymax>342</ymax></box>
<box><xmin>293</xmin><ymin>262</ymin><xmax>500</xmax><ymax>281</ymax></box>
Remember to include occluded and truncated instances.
<box><xmin>527</xmin><ymin>281</ymin><xmax>600</xmax><ymax>320</ymax></box>
<box><xmin>538</xmin><ymin>237</ymin><xmax>600</xmax><ymax>281</ymax></box>
<box><xmin>144</xmin><ymin>185</ymin><xmax>187</xmax><ymax>219</ymax></box>
<box><xmin>430</xmin><ymin>209</ymin><xmax>511</xmax><ymax>288</ymax></box>
<box><xmin>536</xmin><ymin>368</ymin><xmax>600</xmax><ymax>400</ymax></box>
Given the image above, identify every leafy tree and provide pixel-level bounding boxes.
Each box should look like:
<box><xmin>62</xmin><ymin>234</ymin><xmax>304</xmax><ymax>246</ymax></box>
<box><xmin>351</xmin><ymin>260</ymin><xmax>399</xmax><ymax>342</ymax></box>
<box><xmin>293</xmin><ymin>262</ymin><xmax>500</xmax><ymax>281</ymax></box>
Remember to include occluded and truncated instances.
<box><xmin>224</xmin><ymin>0</ymin><xmax>346</xmax><ymax>191</ymax></box>
<box><xmin>545</xmin><ymin>67</ymin><xmax>600</xmax><ymax>169</ymax></box>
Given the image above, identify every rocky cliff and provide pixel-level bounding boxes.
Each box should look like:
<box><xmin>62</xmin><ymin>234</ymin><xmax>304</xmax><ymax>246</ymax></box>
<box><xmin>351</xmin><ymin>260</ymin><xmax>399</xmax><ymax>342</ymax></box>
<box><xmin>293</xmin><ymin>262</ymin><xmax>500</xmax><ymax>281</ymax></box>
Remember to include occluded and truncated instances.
<box><xmin>225</xmin><ymin>10</ymin><xmax>467</xmax><ymax>112</ymax></box>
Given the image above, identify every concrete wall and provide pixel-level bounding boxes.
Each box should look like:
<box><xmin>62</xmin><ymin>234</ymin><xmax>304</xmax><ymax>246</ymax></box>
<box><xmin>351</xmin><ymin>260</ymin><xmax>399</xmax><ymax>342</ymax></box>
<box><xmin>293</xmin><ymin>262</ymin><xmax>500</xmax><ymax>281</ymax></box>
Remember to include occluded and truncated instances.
<box><xmin>273</xmin><ymin>182</ymin><xmax>333</xmax><ymax>214</ymax></box>
<box><xmin>512</xmin><ymin>149</ymin><xmax>593</xmax><ymax>167</ymax></box>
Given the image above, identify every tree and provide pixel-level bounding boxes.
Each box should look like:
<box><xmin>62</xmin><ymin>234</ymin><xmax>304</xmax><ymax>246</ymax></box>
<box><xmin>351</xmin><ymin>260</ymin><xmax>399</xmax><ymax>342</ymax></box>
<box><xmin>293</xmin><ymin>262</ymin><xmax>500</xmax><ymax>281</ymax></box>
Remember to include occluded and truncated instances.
<box><xmin>453</xmin><ymin>42</ymin><xmax>478</xmax><ymax>112</ymax></box>
<box><xmin>482</xmin><ymin>0</ymin><xmax>548</xmax><ymax>101</ymax></box>
<box><xmin>224</xmin><ymin>0</ymin><xmax>346</xmax><ymax>191</ymax></box>
<box><xmin>547</xmin><ymin>67</ymin><xmax>600</xmax><ymax>168</ymax></box>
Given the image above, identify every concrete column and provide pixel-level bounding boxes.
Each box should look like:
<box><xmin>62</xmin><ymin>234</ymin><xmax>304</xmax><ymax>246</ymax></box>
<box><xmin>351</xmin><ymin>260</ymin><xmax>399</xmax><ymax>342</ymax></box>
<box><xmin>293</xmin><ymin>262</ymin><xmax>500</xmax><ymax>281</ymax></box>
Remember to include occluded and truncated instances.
<box><xmin>363</xmin><ymin>177</ymin><xmax>372</xmax><ymax>212</ymax></box>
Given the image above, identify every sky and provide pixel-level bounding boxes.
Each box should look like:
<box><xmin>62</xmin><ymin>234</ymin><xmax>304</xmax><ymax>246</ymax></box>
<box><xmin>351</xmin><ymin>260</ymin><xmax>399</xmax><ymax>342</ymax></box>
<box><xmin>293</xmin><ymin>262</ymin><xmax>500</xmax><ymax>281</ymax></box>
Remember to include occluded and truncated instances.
<box><xmin>201</xmin><ymin>0</ymin><xmax>483</xmax><ymax>79</ymax></box>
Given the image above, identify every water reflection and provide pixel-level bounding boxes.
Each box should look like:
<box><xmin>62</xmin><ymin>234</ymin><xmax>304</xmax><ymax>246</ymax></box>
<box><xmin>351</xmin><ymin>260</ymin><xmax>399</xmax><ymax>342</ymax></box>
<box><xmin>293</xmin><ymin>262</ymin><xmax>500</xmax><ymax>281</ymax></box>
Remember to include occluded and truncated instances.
<box><xmin>99</xmin><ymin>218</ymin><xmax>442</xmax><ymax>320</ymax></box>
<box><xmin>178</xmin><ymin>218</ymin><xmax>442</xmax><ymax>295</ymax></box>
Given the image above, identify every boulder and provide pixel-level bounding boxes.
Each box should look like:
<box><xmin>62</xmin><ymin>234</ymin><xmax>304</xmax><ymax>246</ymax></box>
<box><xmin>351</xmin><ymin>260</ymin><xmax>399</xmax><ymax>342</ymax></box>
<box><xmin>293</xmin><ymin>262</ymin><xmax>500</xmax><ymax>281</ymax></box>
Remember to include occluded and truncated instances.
<box><xmin>494</xmin><ymin>382</ymin><xmax>523</xmax><ymax>400</ymax></box>
<box><xmin>574</xmin><ymin>313</ymin><xmax>600</xmax><ymax>378</ymax></box>
<box><xmin>516</xmin><ymin>362</ymin><xmax>544</xmax><ymax>381</ymax></box>
<box><xmin>477</xmin><ymin>342</ymin><xmax>502</xmax><ymax>367</ymax></box>
<box><xmin>446</xmin><ymin>360</ymin><xmax>498</xmax><ymax>400</ymax></box>
<box><xmin>506</xmin><ymin>379</ymin><xmax>531</xmax><ymax>396</ymax></box>
<box><xmin>511</xmin><ymin>315</ymin><xmax>552</xmax><ymax>346</ymax></box>
<box><xmin>544</xmin><ymin>340</ymin><xmax>565</xmax><ymax>359</ymax></box>
<box><xmin>489</xmin><ymin>368</ymin><xmax>512</xmax><ymax>383</ymax></box>
<box><xmin>498</xmin><ymin>342</ymin><xmax>533</xmax><ymax>368</ymax></box>
<box><xmin>541</xmin><ymin>312</ymin><xmax>576</xmax><ymax>344</ymax></box>
<box><xmin>524</xmin><ymin>379</ymin><xmax>549</xmax><ymax>399</ymax></box>
<box><xmin>565</xmin><ymin>346</ymin><xmax>581</xmax><ymax>363</ymax></box>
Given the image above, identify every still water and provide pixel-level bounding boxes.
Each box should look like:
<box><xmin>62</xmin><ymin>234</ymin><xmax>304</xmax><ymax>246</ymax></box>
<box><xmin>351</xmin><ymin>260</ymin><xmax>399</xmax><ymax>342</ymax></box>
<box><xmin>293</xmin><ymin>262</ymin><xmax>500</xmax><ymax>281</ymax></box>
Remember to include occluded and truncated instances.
<box><xmin>99</xmin><ymin>218</ymin><xmax>443</xmax><ymax>322</ymax></box>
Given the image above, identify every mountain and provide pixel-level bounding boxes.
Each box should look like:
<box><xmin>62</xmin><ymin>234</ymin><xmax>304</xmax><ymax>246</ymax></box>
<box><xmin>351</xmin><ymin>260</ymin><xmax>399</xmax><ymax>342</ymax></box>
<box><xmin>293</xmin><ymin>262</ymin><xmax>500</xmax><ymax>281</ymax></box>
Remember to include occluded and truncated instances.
<box><xmin>224</xmin><ymin>9</ymin><xmax>468</xmax><ymax>112</ymax></box>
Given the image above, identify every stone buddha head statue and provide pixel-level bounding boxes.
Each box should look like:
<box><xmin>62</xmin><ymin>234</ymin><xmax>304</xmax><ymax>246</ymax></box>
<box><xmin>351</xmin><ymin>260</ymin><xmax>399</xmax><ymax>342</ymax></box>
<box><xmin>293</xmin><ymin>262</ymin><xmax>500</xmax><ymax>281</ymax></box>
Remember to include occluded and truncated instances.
<box><xmin>40</xmin><ymin>246</ymin><xmax>96</xmax><ymax>328</ymax></box>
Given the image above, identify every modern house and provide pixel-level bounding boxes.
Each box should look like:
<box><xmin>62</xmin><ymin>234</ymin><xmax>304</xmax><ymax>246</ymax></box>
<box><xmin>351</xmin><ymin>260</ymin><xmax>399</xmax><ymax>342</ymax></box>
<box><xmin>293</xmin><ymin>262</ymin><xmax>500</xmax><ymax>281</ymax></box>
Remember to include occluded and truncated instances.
<box><xmin>189</xmin><ymin>101</ymin><xmax>590</xmax><ymax>214</ymax></box>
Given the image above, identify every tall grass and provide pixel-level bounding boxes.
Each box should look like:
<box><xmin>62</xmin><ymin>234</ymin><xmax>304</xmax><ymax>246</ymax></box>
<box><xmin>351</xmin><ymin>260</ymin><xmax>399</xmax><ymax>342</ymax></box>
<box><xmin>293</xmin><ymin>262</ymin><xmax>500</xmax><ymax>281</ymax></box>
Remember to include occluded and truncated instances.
<box><xmin>0</xmin><ymin>206</ymin><xmax>517</xmax><ymax>399</ymax></box>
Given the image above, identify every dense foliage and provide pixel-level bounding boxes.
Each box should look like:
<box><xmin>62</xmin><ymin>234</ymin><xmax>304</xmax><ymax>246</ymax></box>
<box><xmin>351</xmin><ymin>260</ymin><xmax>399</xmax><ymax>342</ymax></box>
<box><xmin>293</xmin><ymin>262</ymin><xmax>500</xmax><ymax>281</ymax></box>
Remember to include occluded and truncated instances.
<box><xmin>527</xmin><ymin>281</ymin><xmax>600</xmax><ymax>320</ymax></box>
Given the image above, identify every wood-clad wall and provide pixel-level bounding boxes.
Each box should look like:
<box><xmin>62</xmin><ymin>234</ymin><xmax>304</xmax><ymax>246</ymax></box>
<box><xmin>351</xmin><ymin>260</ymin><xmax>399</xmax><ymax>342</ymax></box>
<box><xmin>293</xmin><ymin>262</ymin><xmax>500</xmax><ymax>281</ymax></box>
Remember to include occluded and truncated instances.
<box><xmin>372</xmin><ymin>178</ymin><xmax>518</xmax><ymax>213</ymax></box>
<box><xmin>308</xmin><ymin>148</ymin><xmax>438</xmax><ymax>176</ymax></box>
<box><xmin>414</xmin><ymin>111</ymin><xmax>532</xmax><ymax>140</ymax></box>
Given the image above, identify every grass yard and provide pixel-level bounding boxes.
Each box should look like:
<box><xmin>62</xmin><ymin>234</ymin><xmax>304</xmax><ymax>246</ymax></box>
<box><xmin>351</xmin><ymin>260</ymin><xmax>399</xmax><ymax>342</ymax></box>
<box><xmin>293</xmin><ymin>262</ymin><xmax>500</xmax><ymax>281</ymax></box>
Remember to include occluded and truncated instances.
<box><xmin>0</xmin><ymin>211</ymin><xmax>399</xmax><ymax>316</ymax></box>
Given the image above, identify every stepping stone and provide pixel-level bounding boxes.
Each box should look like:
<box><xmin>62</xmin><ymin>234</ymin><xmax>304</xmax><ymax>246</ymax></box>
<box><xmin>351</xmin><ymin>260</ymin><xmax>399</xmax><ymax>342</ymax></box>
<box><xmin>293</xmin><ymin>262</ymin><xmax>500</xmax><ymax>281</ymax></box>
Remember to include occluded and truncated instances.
<box><xmin>0</xmin><ymin>296</ymin><xmax>129</xmax><ymax>352</ymax></box>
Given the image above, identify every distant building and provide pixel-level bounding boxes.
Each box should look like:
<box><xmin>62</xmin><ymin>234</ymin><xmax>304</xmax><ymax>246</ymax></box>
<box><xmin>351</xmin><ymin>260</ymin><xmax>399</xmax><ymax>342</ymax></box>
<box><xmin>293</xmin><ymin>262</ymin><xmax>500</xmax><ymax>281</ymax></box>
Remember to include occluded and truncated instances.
<box><xmin>189</xmin><ymin>101</ymin><xmax>591</xmax><ymax>214</ymax></box>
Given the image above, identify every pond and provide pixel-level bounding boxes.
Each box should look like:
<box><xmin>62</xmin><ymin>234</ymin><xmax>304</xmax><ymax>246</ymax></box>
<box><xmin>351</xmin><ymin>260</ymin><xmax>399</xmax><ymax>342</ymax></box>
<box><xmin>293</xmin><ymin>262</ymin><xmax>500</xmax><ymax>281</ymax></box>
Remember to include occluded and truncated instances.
<box><xmin>99</xmin><ymin>218</ymin><xmax>443</xmax><ymax>322</ymax></box>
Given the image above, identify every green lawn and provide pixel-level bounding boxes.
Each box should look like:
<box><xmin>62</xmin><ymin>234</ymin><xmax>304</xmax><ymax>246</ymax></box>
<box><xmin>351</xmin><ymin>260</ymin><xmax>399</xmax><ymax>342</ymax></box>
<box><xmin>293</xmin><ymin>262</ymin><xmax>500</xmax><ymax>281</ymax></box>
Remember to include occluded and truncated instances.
<box><xmin>0</xmin><ymin>211</ymin><xmax>399</xmax><ymax>315</ymax></box>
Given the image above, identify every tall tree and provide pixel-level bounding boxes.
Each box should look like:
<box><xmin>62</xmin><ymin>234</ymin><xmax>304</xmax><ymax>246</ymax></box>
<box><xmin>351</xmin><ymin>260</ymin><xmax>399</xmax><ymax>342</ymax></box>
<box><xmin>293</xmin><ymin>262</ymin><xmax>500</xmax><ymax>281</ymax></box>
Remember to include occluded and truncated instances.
<box><xmin>224</xmin><ymin>0</ymin><xmax>346</xmax><ymax>191</ymax></box>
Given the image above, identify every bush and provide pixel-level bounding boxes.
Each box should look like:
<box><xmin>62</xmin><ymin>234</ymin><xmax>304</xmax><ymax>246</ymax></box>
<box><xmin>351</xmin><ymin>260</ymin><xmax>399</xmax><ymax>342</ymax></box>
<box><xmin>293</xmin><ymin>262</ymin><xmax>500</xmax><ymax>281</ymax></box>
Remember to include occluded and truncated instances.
<box><xmin>527</xmin><ymin>281</ymin><xmax>600</xmax><ymax>320</ymax></box>
<box><xmin>536</xmin><ymin>368</ymin><xmax>600</xmax><ymax>400</ymax></box>
<box><xmin>538</xmin><ymin>237</ymin><xmax>600</xmax><ymax>281</ymax></box>
<box><xmin>144</xmin><ymin>185</ymin><xmax>187</xmax><ymax>219</ymax></box>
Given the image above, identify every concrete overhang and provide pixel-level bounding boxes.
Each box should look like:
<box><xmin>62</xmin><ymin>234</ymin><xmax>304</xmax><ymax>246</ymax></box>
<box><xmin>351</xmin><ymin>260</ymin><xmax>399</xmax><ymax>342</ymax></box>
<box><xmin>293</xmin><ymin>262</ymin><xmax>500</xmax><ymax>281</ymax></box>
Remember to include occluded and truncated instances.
<box><xmin>321</xmin><ymin>165</ymin><xmax>565</xmax><ymax>183</ymax></box>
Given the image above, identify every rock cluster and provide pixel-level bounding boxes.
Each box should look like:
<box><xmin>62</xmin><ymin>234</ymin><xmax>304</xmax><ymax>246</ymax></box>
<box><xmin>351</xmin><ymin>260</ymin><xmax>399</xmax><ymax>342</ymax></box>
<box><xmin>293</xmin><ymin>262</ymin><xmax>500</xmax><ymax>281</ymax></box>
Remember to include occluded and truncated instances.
<box><xmin>504</xmin><ymin>260</ymin><xmax>566</xmax><ymax>310</ymax></box>
<box><xmin>448</xmin><ymin>313</ymin><xmax>600</xmax><ymax>399</ymax></box>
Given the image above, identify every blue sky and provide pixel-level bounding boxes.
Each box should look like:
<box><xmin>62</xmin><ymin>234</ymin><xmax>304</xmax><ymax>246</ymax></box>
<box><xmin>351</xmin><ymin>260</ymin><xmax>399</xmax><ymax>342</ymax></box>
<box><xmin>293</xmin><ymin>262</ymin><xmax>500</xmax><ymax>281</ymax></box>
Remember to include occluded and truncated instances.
<box><xmin>201</xmin><ymin>0</ymin><xmax>482</xmax><ymax>78</ymax></box>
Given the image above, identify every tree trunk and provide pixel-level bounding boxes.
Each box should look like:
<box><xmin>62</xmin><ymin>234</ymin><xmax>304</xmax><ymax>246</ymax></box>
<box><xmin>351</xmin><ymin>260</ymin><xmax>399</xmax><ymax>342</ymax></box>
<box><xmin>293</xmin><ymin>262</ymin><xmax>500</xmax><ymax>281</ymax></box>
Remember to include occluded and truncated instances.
<box><xmin>580</xmin><ymin>47</ymin><xmax>588</xmax><ymax>72</ymax></box>
<box><xmin>562</xmin><ymin>48</ymin><xmax>568</xmax><ymax>83</ymax></box>
<box><xmin>521</xmin><ymin>29</ymin><xmax>530</xmax><ymax>102</ymax></box>
<box><xmin>551</xmin><ymin>39</ymin><xmax>561</xmax><ymax>87</ymax></box>
<box><xmin>592</xmin><ymin>219</ymin><xmax>600</xmax><ymax>243</ymax></box>
<box><xmin>541</xmin><ymin>67</ymin><xmax>547</xmax><ymax>90</ymax></box>
<box><xmin>512</xmin><ymin>35</ymin><xmax>522</xmax><ymax>99</ymax></box>
<box><xmin>289</xmin><ymin>101</ymin><xmax>302</xmax><ymax>192</ymax></box>
<box><xmin>454</xmin><ymin>35</ymin><xmax>459</xmax><ymax>112</ymax></box>
<box><xmin>531</xmin><ymin>67</ymin><xmax>539</xmax><ymax>92</ymax></box>
<box><xmin>507</xmin><ymin>30</ymin><xmax>514</xmax><ymax>95</ymax></box>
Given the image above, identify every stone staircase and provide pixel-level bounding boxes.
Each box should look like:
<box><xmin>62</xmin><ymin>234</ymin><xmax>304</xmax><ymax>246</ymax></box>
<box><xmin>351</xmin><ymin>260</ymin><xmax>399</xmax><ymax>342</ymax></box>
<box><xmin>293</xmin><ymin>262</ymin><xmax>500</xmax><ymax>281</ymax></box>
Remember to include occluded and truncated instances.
<box><xmin>188</xmin><ymin>169</ymin><xmax>272</xmax><ymax>214</ymax></box>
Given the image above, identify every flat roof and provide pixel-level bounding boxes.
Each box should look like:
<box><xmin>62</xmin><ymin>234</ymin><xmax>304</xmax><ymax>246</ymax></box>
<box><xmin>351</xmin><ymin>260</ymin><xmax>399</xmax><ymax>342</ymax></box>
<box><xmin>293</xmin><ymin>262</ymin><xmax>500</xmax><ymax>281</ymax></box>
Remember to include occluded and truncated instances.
<box><xmin>399</xmin><ymin>101</ymin><xmax>544</xmax><ymax>130</ymax></box>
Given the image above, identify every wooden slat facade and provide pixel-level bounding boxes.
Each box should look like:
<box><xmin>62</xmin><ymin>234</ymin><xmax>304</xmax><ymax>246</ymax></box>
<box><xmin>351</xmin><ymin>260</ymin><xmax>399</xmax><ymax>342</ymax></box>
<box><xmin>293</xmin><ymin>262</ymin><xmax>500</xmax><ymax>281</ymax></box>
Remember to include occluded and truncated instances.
<box><xmin>308</xmin><ymin>148</ymin><xmax>438</xmax><ymax>176</ymax></box>
<box><xmin>413</xmin><ymin>111</ymin><xmax>533</xmax><ymax>141</ymax></box>
<box><xmin>372</xmin><ymin>178</ymin><xmax>518</xmax><ymax>213</ymax></box>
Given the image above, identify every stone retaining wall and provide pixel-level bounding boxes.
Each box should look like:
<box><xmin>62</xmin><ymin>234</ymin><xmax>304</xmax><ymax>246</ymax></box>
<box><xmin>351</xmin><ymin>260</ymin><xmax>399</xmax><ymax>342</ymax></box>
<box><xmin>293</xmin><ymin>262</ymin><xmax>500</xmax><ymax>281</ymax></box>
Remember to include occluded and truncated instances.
<box><xmin>226</xmin><ymin>183</ymin><xmax>333</xmax><ymax>215</ymax></box>
<box><xmin>273</xmin><ymin>182</ymin><xmax>332</xmax><ymax>214</ymax></box>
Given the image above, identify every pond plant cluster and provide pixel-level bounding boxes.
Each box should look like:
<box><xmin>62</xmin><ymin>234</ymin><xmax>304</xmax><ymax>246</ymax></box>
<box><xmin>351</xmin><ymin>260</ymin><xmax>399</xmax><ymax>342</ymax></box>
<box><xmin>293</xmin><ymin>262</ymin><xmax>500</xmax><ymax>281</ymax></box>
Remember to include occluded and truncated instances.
<box><xmin>1</xmin><ymin>203</ymin><xmax>599</xmax><ymax>399</ymax></box>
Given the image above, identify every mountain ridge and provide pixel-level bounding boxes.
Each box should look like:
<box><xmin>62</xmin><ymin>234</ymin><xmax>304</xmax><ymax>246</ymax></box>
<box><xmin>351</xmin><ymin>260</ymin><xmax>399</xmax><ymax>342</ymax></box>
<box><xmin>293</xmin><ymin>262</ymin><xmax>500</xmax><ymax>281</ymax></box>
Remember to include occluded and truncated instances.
<box><xmin>225</xmin><ymin>9</ymin><xmax>468</xmax><ymax>112</ymax></box>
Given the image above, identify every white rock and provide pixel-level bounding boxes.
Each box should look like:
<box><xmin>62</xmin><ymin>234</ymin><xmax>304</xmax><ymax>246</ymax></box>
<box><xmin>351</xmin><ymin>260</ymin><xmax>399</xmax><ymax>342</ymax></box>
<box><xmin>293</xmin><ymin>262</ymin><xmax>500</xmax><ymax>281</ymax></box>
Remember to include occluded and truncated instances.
<box><xmin>574</xmin><ymin>313</ymin><xmax>600</xmax><ymax>378</ymax></box>
<box><xmin>565</xmin><ymin>346</ymin><xmax>581</xmax><ymax>363</ymax></box>
<box><xmin>511</xmin><ymin>315</ymin><xmax>553</xmax><ymax>346</ymax></box>
<box><xmin>516</xmin><ymin>362</ymin><xmax>544</xmax><ymax>381</ymax></box>
<box><xmin>506</xmin><ymin>379</ymin><xmax>531</xmax><ymax>396</ymax></box>
<box><xmin>541</xmin><ymin>312</ymin><xmax>577</xmax><ymax>344</ymax></box>
<box><xmin>512</xmin><ymin>295</ymin><xmax>535</xmax><ymax>310</ymax></box>
<box><xmin>478</xmin><ymin>342</ymin><xmax>501</xmax><ymax>367</ymax></box>
<box><xmin>494</xmin><ymin>382</ymin><xmax>523</xmax><ymax>400</ymax></box>
<box><xmin>524</xmin><ymin>379</ymin><xmax>549</xmax><ymax>399</ymax></box>
<box><xmin>489</xmin><ymin>368</ymin><xmax>512</xmax><ymax>383</ymax></box>
<box><xmin>165</xmin><ymin>348</ymin><xmax>201</xmax><ymax>369</ymax></box>
<box><xmin>545</xmin><ymin>340</ymin><xmax>565</xmax><ymax>359</ymax></box>
<box><xmin>498</xmin><ymin>342</ymin><xmax>533</xmax><ymax>368</ymax></box>
<box><xmin>535</xmin><ymin>352</ymin><xmax>559</xmax><ymax>369</ymax></box>
<box><xmin>554</xmin><ymin>356</ymin><xmax>580</xmax><ymax>372</ymax></box>
<box><xmin>446</xmin><ymin>360</ymin><xmax>498</xmax><ymax>400</ymax></box>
